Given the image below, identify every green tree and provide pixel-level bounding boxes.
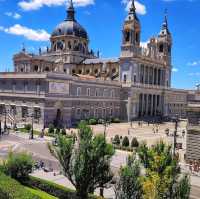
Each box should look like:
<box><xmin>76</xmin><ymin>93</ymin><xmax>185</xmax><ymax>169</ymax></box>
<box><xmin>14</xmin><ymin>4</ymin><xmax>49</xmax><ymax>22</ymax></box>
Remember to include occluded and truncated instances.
<box><xmin>48</xmin><ymin>121</ymin><xmax>115</xmax><ymax>199</ymax></box>
<box><xmin>113</xmin><ymin>135</ymin><xmax>120</xmax><ymax>145</ymax></box>
<box><xmin>122</xmin><ymin>136</ymin><xmax>129</xmax><ymax>147</ymax></box>
<box><xmin>24</xmin><ymin>124</ymin><xmax>32</xmax><ymax>132</ymax></box>
<box><xmin>48</xmin><ymin>124</ymin><xmax>54</xmax><ymax>134</ymax></box>
<box><xmin>3</xmin><ymin>151</ymin><xmax>34</xmax><ymax>182</ymax></box>
<box><xmin>139</xmin><ymin>141</ymin><xmax>190</xmax><ymax>199</ymax></box>
<box><xmin>131</xmin><ymin>137</ymin><xmax>139</xmax><ymax>148</ymax></box>
<box><xmin>115</xmin><ymin>155</ymin><xmax>142</xmax><ymax>199</ymax></box>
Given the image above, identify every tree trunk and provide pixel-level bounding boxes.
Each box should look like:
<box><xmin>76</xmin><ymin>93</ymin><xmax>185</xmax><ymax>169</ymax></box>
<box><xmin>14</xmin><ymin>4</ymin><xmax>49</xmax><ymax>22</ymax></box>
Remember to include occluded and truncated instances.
<box><xmin>76</xmin><ymin>190</ymin><xmax>88</xmax><ymax>199</ymax></box>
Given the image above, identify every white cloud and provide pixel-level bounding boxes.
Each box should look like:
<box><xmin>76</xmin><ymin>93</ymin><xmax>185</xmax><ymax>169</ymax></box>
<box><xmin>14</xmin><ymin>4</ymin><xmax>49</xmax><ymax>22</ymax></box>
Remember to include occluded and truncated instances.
<box><xmin>189</xmin><ymin>72</ymin><xmax>200</xmax><ymax>76</ymax></box>
<box><xmin>187</xmin><ymin>60</ymin><xmax>200</xmax><ymax>66</ymax></box>
<box><xmin>122</xmin><ymin>0</ymin><xmax>146</xmax><ymax>15</ymax></box>
<box><xmin>172</xmin><ymin>68</ymin><xmax>178</xmax><ymax>72</ymax></box>
<box><xmin>0</xmin><ymin>24</ymin><xmax>50</xmax><ymax>41</ymax></box>
<box><xmin>5</xmin><ymin>12</ymin><xmax>22</xmax><ymax>19</ymax></box>
<box><xmin>18</xmin><ymin>0</ymin><xmax>94</xmax><ymax>11</ymax></box>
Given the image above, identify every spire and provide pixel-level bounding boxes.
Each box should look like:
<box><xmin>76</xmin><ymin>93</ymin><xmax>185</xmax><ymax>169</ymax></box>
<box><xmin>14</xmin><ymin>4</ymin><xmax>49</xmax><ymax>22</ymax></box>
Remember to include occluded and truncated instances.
<box><xmin>22</xmin><ymin>43</ymin><xmax>26</xmax><ymax>53</ymax></box>
<box><xmin>129</xmin><ymin>0</ymin><xmax>136</xmax><ymax>14</ymax></box>
<box><xmin>66</xmin><ymin>0</ymin><xmax>75</xmax><ymax>21</ymax></box>
<box><xmin>162</xmin><ymin>9</ymin><xmax>168</xmax><ymax>30</ymax></box>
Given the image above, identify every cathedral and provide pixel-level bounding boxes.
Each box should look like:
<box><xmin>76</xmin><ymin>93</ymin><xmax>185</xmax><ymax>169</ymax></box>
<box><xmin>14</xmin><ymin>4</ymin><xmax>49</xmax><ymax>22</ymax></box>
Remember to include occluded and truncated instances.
<box><xmin>0</xmin><ymin>0</ymin><xmax>194</xmax><ymax>127</ymax></box>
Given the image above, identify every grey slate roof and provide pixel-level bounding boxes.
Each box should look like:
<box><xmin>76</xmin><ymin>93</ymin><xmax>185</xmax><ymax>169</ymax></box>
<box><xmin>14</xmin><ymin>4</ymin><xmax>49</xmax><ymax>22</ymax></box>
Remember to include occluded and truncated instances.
<box><xmin>83</xmin><ymin>58</ymin><xmax>119</xmax><ymax>64</ymax></box>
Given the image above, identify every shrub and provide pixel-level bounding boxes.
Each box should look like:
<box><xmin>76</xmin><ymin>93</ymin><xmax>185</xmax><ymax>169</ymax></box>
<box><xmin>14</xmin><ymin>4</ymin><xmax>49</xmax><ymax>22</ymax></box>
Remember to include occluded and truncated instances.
<box><xmin>61</xmin><ymin>129</ymin><xmax>66</xmax><ymax>136</ymax></box>
<box><xmin>122</xmin><ymin>136</ymin><xmax>129</xmax><ymax>147</ymax></box>
<box><xmin>48</xmin><ymin>124</ymin><xmax>55</xmax><ymax>134</ymax></box>
<box><xmin>113</xmin><ymin>135</ymin><xmax>120</xmax><ymax>145</ymax></box>
<box><xmin>55</xmin><ymin>128</ymin><xmax>60</xmax><ymax>135</ymax></box>
<box><xmin>111</xmin><ymin>118</ymin><xmax>120</xmax><ymax>123</ymax></box>
<box><xmin>98</xmin><ymin>119</ymin><xmax>104</xmax><ymax>124</ymax></box>
<box><xmin>131</xmin><ymin>137</ymin><xmax>139</xmax><ymax>148</ymax></box>
<box><xmin>25</xmin><ymin>124</ymin><xmax>32</xmax><ymax>132</ymax></box>
<box><xmin>88</xmin><ymin>118</ymin><xmax>97</xmax><ymax>125</ymax></box>
<box><xmin>3</xmin><ymin>151</ymin><xmax>34</xmax><ymax>182</ymax></box>
<box><xmin>0</xmin><ymin>172</ymin><xmax>41</xmax><ymax>199</ymax></box>
<box><xmin>25</xmin><ymin>176</ymin><xmax>103</xmax><ymax>199</ymax></box>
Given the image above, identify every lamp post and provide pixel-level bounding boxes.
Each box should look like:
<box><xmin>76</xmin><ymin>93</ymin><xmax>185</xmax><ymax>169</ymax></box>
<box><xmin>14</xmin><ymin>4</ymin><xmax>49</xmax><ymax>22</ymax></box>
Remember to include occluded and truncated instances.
<box><xmin>4</xmin><ymin>109</ymin><xmax>7</xmax><ymax>134</ymax></box>
<box><xmin>172</xmin><ymin>115</ymin><xmax>179</xmax><ymax>158</ymax></box>
<box><xmin>30</xmin><ymin>113</ymin><xmax>34</xmax><ymax>140</ymax></box>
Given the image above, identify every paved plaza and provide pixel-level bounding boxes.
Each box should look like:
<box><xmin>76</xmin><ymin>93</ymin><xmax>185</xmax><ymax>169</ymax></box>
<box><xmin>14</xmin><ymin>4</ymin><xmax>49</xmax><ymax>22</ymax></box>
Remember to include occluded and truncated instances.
<box><xmin>0</xmin><ymin>121</ymin><xmax>199</xmax><ymax>198</ymax></box>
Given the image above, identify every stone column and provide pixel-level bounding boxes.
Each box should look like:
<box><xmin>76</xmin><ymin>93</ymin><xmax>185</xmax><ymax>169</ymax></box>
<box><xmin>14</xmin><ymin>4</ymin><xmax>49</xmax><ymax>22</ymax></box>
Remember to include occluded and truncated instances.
<box><xmin>152</xmin><ymin>67</ymin><xmax>155</xmax><ymax>85</ymax></box>
<box><xmin>154</xmin><ymin>95</ymin><xmax>157</xmax><ymax>116</ymax></box>
<box><xmin>151</xmin><ymin>94</ymin><xmax>153</xmax><ymax>116</ymax></box>
<box><xmin>147</xmin><ymin>66</ymin><xmax>150</xmax><ymax>85</ymax></box>
<box><xmin>143</xmin><ymin>66</ymin><xmax>146</xmax><ymax>84</ymax></box>
<box><xmin>141</xmin><ymin>94</ymin><xmax>144</xmax><ymax>116</ymax></box>
<box><xmin>146</xmin><ymin>94</ymin><xmax>149</xmax><ymax>116</ymax></box>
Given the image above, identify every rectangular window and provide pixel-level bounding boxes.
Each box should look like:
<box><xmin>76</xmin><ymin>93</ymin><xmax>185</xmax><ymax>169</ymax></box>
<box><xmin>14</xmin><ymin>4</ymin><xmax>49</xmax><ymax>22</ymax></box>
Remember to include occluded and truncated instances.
<box><xmin>86</xmin><ymin>88</ymin><xmax>90</xmax><ymax>96</ymax></box>
<box><xmin>22</xmin><ymin>106</ymin><xmax>28</xmax><ymax>118</ymax></box>
<box><xmin>95</xmin><ymin>89</ymin><xmax>99</xmax><ymax>97</ymax></box>
<box><xmin>34</xmin><ymin>108</ymin><xmax>41</xmax><ymax>119</ymax></box>
<box><xmin>77</xmin><ymin>87</ymin><xmax>81</xmax><ymax>96</ymax></box>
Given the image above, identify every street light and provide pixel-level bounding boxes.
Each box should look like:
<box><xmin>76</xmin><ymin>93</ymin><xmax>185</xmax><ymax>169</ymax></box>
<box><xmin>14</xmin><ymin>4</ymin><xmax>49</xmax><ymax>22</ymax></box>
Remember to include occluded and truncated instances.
<box><xmin>29</xmin><ymin>113</ymin><xmax>34</xmax><ymax>140</ymax></box>
<box><xmin>172</xmin><ymin>115</ymin><xmax>179</xmax><ymax>158</ymax></box>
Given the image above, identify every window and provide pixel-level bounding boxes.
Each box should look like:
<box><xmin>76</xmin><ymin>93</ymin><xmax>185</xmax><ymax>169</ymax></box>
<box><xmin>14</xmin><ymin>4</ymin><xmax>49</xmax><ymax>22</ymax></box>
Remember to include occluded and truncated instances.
<box><xmin>77</xmin><ymin>87</ymin><xmax>81</xmax><ymax>96</ymax></box>
<box><xmin>125</xmin><ymin>31</ymin><xmax>130</xmax><ymax>42</ymax></box>
<box><xmin>0</xmin><ymin>105</ymin><xmax>5</xmax><ymax>115</ymax></box>
<box><xmin>159</xmin><ymin>44</ymin><xmax>164</xmax><ymax>53</ymax></box>
<box><xmin>10</xmin><ymin>105</ymin><xmax>17</xmax><ymax>115</ymax></box>
<box><xmin>136</xmin><ymin>32</ymin><xmax>139</xmax><ymax>43</ymax></box>
<box><xmin>95</xmin><ymin>89</ymin><xmax>99</xmax><ymax>97</ymax></box>
<box><xmin>123</xmin><ymin>74</ymin><xmax>127</xmax><ymax>83</ymax></box>
<box><xmin>34</xmin><ymin>108</ymin><xmax>41</xmax><ymax>119</ymax></box>
<box><xmin>34</xmin><ymin>65</ymin><xmax>39</xmax><ymax>72</ymax></box>
<box><xmin>87</xmin><ymin>88</ymin><xmax>90</xmax><ymax>96</ymax></box>
<box><xmin>22</xmin><ymin>106</ymin><xmax>28</xmax><ymax>118</ymax></box>
<box><xmin>45</xmin><ymin>67</ymin><xmax>50</xmax><ymax>72</ymax></box>
<box><xmin>111</xmin><ymin>90</ymin><xmax>115</xmax><ymax>98</ymax></box>
<box><xmin>78</xmin><ymin>69</ymin><xmax>82</xmax><ymax>74</ymax></box>
<box><xmin>76</xmin><ymin>108</ymin><xmax>81</xmax><ymax>116</ymax></box>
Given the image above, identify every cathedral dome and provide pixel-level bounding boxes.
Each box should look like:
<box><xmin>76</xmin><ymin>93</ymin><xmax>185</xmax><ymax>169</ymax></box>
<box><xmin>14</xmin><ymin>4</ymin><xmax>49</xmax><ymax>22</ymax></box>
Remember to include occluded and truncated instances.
<box><xmin>52</xmin><ymin>20</ymin><xmax>88</xmax><ymax>39</ymax></box>
<box><xmin>51</xmin><ymin>0</ymin><xmax>88</xmax><ymax>40</ymax></box>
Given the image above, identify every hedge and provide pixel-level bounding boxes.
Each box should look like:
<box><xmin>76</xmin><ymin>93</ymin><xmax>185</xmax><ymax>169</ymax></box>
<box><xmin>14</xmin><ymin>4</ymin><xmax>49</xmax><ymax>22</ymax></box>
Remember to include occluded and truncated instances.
<box><xmin>0</xmin><ymin>172</ymin><xmax>40</xmax><ymax>199</ymax></box>
<box><xmin>25</xmin><ymin>187</ymin><xmax>58</xmax><ymax>199</ymax></box>
<box><xmin>25</xmin><ymin>176</ymin><xmax>104</xmax><ymax>199</ymax></box>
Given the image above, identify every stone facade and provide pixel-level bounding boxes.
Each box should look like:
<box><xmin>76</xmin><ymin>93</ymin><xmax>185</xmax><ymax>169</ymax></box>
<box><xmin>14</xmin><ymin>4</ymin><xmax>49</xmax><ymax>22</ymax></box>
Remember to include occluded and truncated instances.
<box><xmin>0</xmin><ymin>0</ymin><xmax>196</xmax><ymax>127</ymax></box>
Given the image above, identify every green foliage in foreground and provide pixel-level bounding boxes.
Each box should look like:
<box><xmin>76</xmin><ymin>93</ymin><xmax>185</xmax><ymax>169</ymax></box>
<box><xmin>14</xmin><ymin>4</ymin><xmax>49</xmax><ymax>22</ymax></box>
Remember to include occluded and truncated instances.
<box><xmin>3</xmin><ymin>151</ymin><xmax>34</xmax><ymax>182</ymax></box>
<box><xmin>48</xmin><ymin>121</ymin><xmax>114</xmax><ymax>198</ymax></box>
<box><xmin>25</xmin><ymin>176</ymin><xmax>104</xmax><ymax>199</ymax></box>
<box><xmin>0</xmin><ymin>172</ymin><xmax>40</xmax><ymax>199</ymax></box>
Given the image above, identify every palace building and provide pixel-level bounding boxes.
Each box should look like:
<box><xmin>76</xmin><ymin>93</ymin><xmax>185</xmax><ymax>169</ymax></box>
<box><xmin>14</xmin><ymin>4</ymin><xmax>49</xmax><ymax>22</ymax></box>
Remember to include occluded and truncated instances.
<box><xmin>0</xmin><ymin>0</ymin><xmax>192</xmax><ymax>127</ymax></box>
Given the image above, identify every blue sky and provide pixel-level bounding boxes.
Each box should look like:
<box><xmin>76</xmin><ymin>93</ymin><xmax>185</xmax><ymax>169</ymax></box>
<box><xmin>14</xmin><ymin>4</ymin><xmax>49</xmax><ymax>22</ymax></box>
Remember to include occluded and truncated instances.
<box><xmin>0</xmin><ymin>0</ymin><xmax>199</xmax><ymax>89</ymax></box>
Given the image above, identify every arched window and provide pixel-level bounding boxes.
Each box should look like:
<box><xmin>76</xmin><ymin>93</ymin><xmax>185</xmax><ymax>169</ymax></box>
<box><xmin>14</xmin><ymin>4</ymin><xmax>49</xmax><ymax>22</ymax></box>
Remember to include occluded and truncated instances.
<box><xmin>125</xmin><ymin>30</ymin><xmax>130</xmax><ymax>42</ymax></box>
<box><xmin>159</xmin><ymin>44</ymin><xmax>164</xmax><ymax>53</ymax></box>
<box><xmin>34</xmin><ymin>65</ymin><xmax>39</xmax><ymax>72</ymax></box>
<box><xmin>136</xmin><ymin>32</ymin><xmax>139</xmax><ymax>43</ymax></box>
<box><xmin>72</xmin><ymin>69</ymin><xmax>76</xmax><ymax>74</ymax></box>
<box><xmin>45</xmin><ymin>67</ymin><xmax>50</xmax><ymax>72</ymax></box>
<box><xmin>68</xmin><ymin>41</ymin><xmax>72</xmax><ymax>50</ymax></box>
<box><xmin>78</xmin><ymin>69</ymin><xmax>82</xmax><ymax>74</ymax></box>
<box><xmin>123</xmin><ymin>74</ymin><xmax>127</xmax><ymax>83</ymax></box>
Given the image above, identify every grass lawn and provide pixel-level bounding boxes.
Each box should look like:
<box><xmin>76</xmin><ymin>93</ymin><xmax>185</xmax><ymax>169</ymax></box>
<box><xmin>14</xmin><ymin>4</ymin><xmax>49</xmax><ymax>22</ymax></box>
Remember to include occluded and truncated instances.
<box><xmin>25</xmin><ymin>187</ymin><xmax>58</xmax><ymax>199</ymax></box>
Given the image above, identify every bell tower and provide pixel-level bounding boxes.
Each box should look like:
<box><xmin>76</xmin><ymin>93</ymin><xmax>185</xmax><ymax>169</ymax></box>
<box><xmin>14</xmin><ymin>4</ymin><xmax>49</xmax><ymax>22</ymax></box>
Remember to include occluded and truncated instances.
<box><xmin>121</xmin><ymin>0</ymin><xmax>141</xmax><ymax>58</ymax></box>
<box><xmin>157</xmin><ymin>10</ymin><xmax>172</xmax><ymax>66</ymax></box>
